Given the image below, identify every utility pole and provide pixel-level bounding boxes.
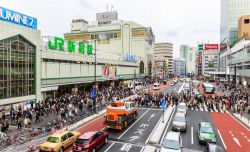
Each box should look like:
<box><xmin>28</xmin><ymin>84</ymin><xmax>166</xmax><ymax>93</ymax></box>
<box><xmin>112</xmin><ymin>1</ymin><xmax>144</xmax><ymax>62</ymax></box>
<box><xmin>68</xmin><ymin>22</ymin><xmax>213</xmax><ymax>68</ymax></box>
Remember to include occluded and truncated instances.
<box><xmin>233</xmin><ymin>65</ymin><xmax>237</xmax><ymax>112</ymax></box>
<box><xmin>94</xmin><ymin>39</ymin><xmax>97</xmax><ymax>84</ymax></box>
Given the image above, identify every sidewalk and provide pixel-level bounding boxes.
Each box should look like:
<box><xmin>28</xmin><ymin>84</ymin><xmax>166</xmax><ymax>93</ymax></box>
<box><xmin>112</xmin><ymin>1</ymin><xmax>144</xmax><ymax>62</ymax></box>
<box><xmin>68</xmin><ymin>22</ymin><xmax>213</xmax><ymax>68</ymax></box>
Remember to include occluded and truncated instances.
<box><xmin>233</xmin><ymin>112</ymin><xmax>250</xmax><ymax>128</ymax></box>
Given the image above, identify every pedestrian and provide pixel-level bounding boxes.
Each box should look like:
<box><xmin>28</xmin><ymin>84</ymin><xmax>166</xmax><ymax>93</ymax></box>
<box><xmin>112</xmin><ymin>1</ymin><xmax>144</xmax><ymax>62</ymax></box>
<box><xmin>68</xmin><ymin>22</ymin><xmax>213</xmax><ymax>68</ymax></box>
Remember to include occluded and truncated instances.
<box><xmin>24</xmin><ymin>117</ymin><xmax>29</xmax><ymax>128</ymax></box>
<box><xmin>17</xmin><ymin>117</ymin><xmax>22</xmax><ymax>130</ymax></box>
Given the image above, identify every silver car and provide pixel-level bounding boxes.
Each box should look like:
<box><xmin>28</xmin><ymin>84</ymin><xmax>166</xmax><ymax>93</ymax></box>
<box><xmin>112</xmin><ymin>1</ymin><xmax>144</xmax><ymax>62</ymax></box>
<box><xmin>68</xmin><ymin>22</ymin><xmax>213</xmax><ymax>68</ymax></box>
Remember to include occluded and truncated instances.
<box><xmin>177</xmin><ymin>103</ymin><xmax>187</xmax><ymax>115</ymax></box>
<box><xmin>161</xmin><ymin>131</ymin><xmax>182</xmax><ymax>152</ymax></box>
<box><xmin>172</xmin><ymin>113</ymin><xmax>187</xmax><ymax>132</ymax></box>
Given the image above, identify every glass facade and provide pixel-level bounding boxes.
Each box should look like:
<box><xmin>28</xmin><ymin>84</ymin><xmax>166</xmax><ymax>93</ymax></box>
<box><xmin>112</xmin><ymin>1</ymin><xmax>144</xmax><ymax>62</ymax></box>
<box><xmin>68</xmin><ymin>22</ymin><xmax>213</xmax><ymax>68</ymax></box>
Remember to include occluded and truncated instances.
<box><xmin>0</xmin><ymin>35</ymin><xmax>36</xmax><ymax>100</ymax></box>
<box><xmin>221</xmin><ymin>0</ymin><xmax>250</xmax><ymax>47</ymax></box>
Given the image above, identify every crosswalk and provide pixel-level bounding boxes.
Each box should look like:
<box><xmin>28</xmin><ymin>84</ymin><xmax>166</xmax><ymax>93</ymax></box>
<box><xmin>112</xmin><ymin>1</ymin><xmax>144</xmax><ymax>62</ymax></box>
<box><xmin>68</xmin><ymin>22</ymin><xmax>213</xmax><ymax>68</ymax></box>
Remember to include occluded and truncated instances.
<box><xmin>188</xmin><ymin>103</ymin><xmax>229</xmax><ymax>113</ymax></box>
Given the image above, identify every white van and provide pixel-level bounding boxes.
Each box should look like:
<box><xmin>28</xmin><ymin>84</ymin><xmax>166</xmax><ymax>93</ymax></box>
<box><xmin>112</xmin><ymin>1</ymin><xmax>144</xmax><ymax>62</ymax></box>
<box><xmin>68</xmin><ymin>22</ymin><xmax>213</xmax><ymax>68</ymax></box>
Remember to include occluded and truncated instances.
<box><xmin>153</xmin><ymin>83</ymin><xmax>160</xmax><ymax>90</ymax></box>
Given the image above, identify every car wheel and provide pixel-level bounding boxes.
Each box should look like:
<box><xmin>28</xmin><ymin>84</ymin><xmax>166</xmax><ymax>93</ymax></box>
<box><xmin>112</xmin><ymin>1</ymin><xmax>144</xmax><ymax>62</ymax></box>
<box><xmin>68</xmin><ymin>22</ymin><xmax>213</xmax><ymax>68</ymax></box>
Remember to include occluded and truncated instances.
<box><xmin>92</xmin><ymin>147</ymin><xmax>96</xmax><ymax>152</ymax></box>
<box><xmin>59</xmin><ymin>147</ymin><xmax>64</xmax><ymax>152</ymax></box>
<box><xmin>105</xmin><ymin>137</ymin><xmax>108</xmax><ymax>144</ymax></box>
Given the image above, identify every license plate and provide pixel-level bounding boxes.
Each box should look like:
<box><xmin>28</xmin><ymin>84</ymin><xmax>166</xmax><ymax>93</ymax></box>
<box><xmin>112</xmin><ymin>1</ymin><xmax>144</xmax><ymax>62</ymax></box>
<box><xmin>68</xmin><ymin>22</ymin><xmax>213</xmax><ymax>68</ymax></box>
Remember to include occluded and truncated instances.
<box><xmin>78</xmin><ymin>147</ymin><xmax>82</xmax><ymax>150</ymax></box>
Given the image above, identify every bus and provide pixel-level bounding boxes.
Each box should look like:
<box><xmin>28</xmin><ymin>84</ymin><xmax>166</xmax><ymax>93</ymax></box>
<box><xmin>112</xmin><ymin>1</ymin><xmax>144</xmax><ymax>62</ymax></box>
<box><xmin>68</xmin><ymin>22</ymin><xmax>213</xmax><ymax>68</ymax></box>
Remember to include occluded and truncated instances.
<box><xmin>200</xmin><ymin>83</ymin><xmax>215</xmax><ymax>97</ymax></box>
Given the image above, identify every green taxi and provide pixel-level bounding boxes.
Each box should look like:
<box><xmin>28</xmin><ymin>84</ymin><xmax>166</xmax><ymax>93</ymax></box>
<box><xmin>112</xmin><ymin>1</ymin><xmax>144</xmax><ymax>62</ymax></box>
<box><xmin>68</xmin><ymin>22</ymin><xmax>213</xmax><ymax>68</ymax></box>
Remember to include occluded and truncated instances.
<box><xmin>198</xmin><ymin>122</ymin><xmax>216</xmax><ymax>144</ymax></box>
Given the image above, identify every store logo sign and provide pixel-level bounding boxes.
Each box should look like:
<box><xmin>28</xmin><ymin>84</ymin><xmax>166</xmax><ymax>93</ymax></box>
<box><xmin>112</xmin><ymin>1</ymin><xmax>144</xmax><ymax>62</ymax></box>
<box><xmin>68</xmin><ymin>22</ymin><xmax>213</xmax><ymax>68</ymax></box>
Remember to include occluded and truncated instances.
<box><xmin>205</xmin><ymin>44</ymin><xmax>219</xmax><ymax>50</ymax></box>
<box><xmin>48</xmin><ymin>36</ymin><xmax>93</xmax><ymax>55</ymax></box>
<box><xmin>123</xmin><ymin>54</ymin><xmax>137</xmax><ymax>62</ymax></box>
<box><xmin>0</xmin><ymin>7</ymin><xmax>37</xmax><ymax>29</ymax></box>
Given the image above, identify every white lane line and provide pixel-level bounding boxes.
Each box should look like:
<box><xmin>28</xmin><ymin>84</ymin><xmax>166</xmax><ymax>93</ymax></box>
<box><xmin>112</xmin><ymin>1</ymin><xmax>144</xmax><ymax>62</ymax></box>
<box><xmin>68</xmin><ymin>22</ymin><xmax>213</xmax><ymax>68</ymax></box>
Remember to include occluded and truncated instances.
<box><xmin>160</xmin><ymin>107</ymin><xmax>176</xmax><ymax>144</ymax></box>
<box><xmin>233</xmin><ymin>137</ymin><xmax>241</xmax><ymax>147</ymax></box>
<box><xmin>191</xmin><ymin>126</ymin><xmax>194</xmax><ymax>144</ymax></box>
<box><xmin>213</xmin><ymin>104</ymin><xmax>218</xmax><ymax>112</ymax></box>
<box><xmin>118</xmin><ymin>109</ymin><xmax>150</xmax><ymax>139</ymax></box>
<box><xmin>217</xmin><ymin>129</ymin><xmax>227</xmax><ymax>150</ymax></box>
<box><xmin>104</xmin><ymin>142</ymin><xmax>116</xmax><ymax>152</ymax></box>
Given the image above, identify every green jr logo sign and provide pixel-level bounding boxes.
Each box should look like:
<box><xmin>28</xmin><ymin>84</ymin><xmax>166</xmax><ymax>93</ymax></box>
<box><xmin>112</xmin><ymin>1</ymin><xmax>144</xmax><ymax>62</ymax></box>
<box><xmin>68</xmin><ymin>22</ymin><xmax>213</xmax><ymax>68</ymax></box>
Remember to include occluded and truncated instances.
<box><xmin>48</xmin><ymin>37</ymin><xmax>93</xmax><ymax>55</ymax></box>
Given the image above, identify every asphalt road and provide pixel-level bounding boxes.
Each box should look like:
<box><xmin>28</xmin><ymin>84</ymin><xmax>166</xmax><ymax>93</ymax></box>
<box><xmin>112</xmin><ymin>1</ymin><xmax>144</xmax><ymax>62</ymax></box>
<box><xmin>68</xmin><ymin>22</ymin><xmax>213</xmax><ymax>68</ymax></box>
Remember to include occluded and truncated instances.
<box><xmin>161</xmin><ymin>81</ymin><xmax>183</xmax><ymax>95</ymax></box>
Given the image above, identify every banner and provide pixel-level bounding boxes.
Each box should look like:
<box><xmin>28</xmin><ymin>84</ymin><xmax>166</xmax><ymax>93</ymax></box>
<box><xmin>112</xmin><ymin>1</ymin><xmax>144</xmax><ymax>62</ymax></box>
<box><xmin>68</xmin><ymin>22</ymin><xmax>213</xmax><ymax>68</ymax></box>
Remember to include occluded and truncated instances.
<box><xmin>102</xmin><ymin>65</ymin><xmax>117</xmax><ymax>79</ymax></box>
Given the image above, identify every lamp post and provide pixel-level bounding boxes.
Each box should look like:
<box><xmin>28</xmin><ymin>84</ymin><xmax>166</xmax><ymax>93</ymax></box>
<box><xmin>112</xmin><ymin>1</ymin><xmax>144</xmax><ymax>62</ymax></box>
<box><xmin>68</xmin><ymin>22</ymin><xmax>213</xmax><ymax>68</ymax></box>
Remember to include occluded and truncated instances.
<box><xmin>94</xmin><ymin>39</ymin><xmax>97</xmax><ymax>84</ymax></box>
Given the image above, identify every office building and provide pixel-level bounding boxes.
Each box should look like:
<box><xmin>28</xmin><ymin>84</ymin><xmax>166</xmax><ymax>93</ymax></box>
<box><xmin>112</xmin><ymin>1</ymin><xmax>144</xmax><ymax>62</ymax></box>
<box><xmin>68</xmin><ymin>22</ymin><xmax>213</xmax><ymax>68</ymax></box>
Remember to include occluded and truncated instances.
<box><xmin>173</xmin><ymin>58</ymin><xmax>185</xmax><ymax>77</ymax></box>
<box><xmin>238</xmin><ymin>15</ymin><xmax>250</xmax><ymax>40</ymax></box>
<box><xmin>65</xmin><ymin>11</ymin><xmax>155</xmax><ymax>76</ymax></box>
<box><xmin>154</xmin><ymin>43</ymin><xmax>173</xmax><ymax>78</ymax></box>
<box><xmin>180</xmin><ymin>45</ymin><xmax>197</xmax><ymax>76</ymax></box>
<box><xmin>220</xmin><ymin>0</ymin><xmax>250</xmax><ymax>48</ymax></box>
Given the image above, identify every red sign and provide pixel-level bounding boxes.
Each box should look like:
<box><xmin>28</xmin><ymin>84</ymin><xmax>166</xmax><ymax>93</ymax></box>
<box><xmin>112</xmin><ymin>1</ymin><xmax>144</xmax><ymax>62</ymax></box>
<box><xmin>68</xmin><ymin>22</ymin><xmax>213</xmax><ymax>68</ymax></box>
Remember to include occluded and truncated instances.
<box><xmin>205</xmin><ymin>44</ymin><xmax>219</xmax><ymax>50</ymax></box>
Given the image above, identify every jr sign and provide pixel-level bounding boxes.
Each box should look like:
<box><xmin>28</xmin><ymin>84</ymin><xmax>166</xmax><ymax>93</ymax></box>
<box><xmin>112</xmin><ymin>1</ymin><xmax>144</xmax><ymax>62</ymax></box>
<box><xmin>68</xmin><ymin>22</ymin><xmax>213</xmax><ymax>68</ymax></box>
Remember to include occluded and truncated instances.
<box><xmin>0</xmin><ymin>7</ymin><xmax>37</xmax><ymax>29</ymax></box>
<box><xmin>48</xmin><ymin>37</ymin><xmax>93</xmax><ymax>55</ymax></box>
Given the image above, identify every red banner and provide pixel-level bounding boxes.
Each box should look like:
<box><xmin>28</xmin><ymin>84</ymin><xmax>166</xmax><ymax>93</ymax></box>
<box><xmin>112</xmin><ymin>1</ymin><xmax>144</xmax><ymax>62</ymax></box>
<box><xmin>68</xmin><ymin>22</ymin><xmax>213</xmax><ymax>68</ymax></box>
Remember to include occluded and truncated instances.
<box><xmin>205</xmin><ymin>44</ymin><xmax>219</xmax><ymax>50</ymax></box>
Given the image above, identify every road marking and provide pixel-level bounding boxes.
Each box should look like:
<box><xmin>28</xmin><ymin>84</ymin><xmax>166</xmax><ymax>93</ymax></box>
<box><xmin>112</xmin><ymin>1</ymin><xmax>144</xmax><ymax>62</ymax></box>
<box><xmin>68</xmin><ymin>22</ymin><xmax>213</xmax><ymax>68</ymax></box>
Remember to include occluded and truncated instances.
<box><xmin>213</xmin><ymin>104</ymin><xmax>218</xmax><ymax>112</ymax></box>
<box><xmin>217</xmin><ymin>129</ymin><xmax>227</xmax><ymax>150</ymax></box>
<box><xmin>145</xmin><ymin>110</ymin><xmax>164</xmax><ymax>143</ymax></box>
<box><xmin>148</xmin><ymin>112</ymin><xmax>155</xmax><ymax>121</ymax></box>
<box><xmin>104</xmin><ymin>142</ymin><xmax>115</xmax><ymax>152</ymax></box>
<box><xmin>129</xmin><ymin>136</ymin><xmax>139</xmax><ymax>141</ymax></box>
<box><xmin>191</xmin><ymin>126</ymin><xmax>194</xmax><ymax>144</ymax></box>
<box><xmin>160</xmin><ymin>107</ymin><xmax>176</xmax><ymax>144</ymax></box>
<box><xmin>118</xmin><ymin>109</ymin><xmax>149</xmax><ymax>139</ymax></box>
<box><xmin>204</xmin><ymin>103</ymin><xmax>208</xmax><ymax>111</ymax></box>
<box><xmin>248</xmin><ymin>139</ymin><xmax>250</xmax><ymax>143</ymax></box>
<box><xmin>233</xmin><ymin>137</ymin><xmax>241</xmax><ymax>147</ymax></box>
<box><xmin>120</xmin><ymin>143</ymin><xmax>132</xmax><ymax>151</ymax></box>
<box><xmin>241</xmin><ymin>132</ymin><xmax>244</xmax><ymax>135</ymax></box>
<box><xmin>105</xmin><ymin>109</ymin><xmax>150</xmax><ymax>152</ymax></box>
<box><xmin>134</xmin><ymin>129</ymin><xmax>144</xmax><ymax>135</ymax></box>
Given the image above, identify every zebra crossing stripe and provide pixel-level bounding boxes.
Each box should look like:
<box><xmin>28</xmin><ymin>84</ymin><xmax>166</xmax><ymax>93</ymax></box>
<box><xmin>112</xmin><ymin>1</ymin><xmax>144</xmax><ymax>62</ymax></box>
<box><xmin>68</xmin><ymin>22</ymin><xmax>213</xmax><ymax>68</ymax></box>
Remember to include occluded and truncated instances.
<box><xmin>213</xmin><ymin>104</ymin><xmax>218</xmax><ymax>112</ymax></box>
<box><xmin>204</xmin><ymin>103</ymin><xmax>208</xmax><ymax>111</ymax></box>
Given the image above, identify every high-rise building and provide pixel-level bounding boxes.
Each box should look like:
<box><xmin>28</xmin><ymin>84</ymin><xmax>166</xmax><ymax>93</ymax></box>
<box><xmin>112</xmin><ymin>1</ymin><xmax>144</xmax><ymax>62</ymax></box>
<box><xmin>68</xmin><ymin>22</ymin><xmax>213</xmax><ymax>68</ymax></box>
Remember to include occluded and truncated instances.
<box><xmin>220</xmin><ymin>0</ymin><xmax>250</xmax><ymax>48</ymax></box>
<box><xmin>238</xmin><ymin>15</ymin><xmax>250</xmax><ymax>40</ymax></box>
<box><xmin>179</xmin><ymin>45</ymin><xmax>197</xmax><ymax>76</ymax></box>
<box><xmin>173</xmin><ymin>58</ymin><xmax>185</xmax><ymax>77</ymax></box>
<box><xmin>154</xmin><ymin>43</ymin><xmax>173</xmax><ymax>78</ymax></box>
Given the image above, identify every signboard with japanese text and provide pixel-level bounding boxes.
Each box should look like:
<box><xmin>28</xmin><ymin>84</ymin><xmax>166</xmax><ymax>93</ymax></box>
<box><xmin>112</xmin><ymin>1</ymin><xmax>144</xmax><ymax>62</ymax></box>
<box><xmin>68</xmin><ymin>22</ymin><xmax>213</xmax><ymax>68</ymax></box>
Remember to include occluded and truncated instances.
<box><xmin>102</xmin><ymin>65</ymin><xmax>117</xmax><ymax>79</ymax></box>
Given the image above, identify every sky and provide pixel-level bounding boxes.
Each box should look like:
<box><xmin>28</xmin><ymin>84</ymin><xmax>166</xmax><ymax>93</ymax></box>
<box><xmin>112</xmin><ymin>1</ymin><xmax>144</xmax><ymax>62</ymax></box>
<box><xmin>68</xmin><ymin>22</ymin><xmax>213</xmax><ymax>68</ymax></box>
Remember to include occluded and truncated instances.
<box><xmin>1</xmin><ymin>0</ymin><xmax>220</xmax><ymax>57</ymax></box>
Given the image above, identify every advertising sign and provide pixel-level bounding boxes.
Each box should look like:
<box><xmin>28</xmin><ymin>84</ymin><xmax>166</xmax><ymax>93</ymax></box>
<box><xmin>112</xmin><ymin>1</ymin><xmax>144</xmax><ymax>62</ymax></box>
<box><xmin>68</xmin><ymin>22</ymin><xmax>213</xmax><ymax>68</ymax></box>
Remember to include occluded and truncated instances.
<box><xmin>198</xmin><ymin>44</ymin><xmax>204</xmax><ymax>51</ymax></box>
<box><xmin>0</xmin><ymin>7</ymin><xmax>37</xmax><ymax>29</ymax></box>
<box><xmin>102</xmin><ymin>65</ymin><xmax>117</xmax><ymax>79</ymax></box>
<box><xmin>205</xmin><ymin>44</ymin><xmax>219</xmax><ymax>50</ymax></box>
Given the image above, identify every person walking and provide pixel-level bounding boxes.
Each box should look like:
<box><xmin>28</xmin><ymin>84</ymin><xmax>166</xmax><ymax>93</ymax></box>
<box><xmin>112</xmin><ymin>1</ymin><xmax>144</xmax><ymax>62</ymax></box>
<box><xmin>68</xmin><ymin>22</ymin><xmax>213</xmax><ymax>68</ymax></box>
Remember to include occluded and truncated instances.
<box><xmin>17</xmin><ymin>117</ymin><xmax>22</xmax><ymax>130</ymax></box>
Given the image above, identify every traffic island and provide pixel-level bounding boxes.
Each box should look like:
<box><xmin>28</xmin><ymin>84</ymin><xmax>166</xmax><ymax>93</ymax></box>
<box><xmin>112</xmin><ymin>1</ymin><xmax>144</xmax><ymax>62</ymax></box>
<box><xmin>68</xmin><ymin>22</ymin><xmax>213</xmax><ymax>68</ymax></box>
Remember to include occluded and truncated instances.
<box><xmin>147</xmin><ymin>106</ymin><xmax>175</xmax><ymax>145</ymax></box>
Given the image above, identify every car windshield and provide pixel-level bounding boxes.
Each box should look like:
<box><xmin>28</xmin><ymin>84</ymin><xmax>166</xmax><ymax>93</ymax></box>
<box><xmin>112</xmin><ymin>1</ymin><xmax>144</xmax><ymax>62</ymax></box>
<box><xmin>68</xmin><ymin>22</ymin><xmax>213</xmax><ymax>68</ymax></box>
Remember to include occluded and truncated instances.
<box><xmin>47</xmin><ymin>137</ymin><xmax>59</xmax><ymax>143</ymax></box>
<box><xmin>178</xmin><ymin>105</ymin><xmax>186</xmax><ymax>110</ymax></box>
<box><xmin>154</xmin><ymin>84</ymin><xmax>159</xmax><ymax>87</ymax></box>
<box><xmin>162</xmin><ymin>139</ymin><xmax>180</xmax><ymax>150</ymax></box>
<box><xmin>174</xmin><ymin>116</ymin><xmax>185</xmax><ymax>122</ymax></box>
<box><xmin>200</xmin><ymin>126</ymin><xmax>213</xmax><ymax>134</ymax></box>
<box><xmin>75</xmin><ymin>138</ymin><xmax>89</xmax><ymax>144</ymax></box>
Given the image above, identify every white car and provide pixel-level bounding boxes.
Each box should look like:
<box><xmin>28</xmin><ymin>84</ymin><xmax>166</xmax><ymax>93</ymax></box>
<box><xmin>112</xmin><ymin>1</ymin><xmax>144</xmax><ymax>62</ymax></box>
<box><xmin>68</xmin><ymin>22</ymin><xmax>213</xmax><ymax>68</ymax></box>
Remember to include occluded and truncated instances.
<box><xmin>172</xmin><ymin>113</ymin><xmax>187</xmax><ymax>132</ymax></box>
<box><xmin>177</xmin><ymin>103</ymin><xmax>187</xmax><ymax>115</ymax></box>
<box><xmin>161</xmin><ymin>131</ymin><xmax>182</xmax><ymax>152</ymax></box>
<box><xmin>153</xmin><ymin>83</ymin><xmax>160</xmax><ymax>90</ymax></box>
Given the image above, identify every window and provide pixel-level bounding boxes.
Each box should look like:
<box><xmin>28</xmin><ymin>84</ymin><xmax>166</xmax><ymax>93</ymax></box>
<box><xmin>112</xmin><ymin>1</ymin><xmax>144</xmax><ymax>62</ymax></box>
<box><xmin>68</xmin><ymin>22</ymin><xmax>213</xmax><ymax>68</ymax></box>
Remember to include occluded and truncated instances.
<box><xmin>244</xmin><ymin>19</ymin><xmax>250</xmax><ymax>24</ymax></box>
<box><xmin>61</xmin><ymin>134</ymin><xmax>68</xmax><ymax>142</ymax></box>
<box><xmin>114</xmin><ymin>33</ymin><xmax>117</xmax><ymax>38</ymax></box>
<box><xmin>67</xmin><ymin>132</ymin><xmax>74</xmax><ymax>138</ymax></box>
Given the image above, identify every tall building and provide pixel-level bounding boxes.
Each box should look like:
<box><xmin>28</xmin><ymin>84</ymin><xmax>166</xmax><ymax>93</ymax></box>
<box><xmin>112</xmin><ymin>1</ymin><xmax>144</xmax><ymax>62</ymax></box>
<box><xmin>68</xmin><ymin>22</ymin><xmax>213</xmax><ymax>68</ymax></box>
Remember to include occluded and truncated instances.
<box><xmin>179</xmin><ymin>45</ymin><xmax>197</xmax><ymax>76</ymax></box>
<box><xmin>220</xmin><ymin>0</ymin><xmax>250</xmax><ymax>48</ymax></box>
<box><xmin>154</xmin><ymin>43</ymin><xmax>173</xmax><ymax>78</ymax></box>
<box><xmin>65</xmin><ymin>11</ymin><xmax>155</xmax><ymax>76</ymax></box>
<box><xmin>238</xmin><ymin>15</ymin><xmax>250</xmax><ymax>40</ymax></box>
<box><xmin>173</xmin><ymin>58</ymin><xmax>185</xmax><ymax>77</ymax></box>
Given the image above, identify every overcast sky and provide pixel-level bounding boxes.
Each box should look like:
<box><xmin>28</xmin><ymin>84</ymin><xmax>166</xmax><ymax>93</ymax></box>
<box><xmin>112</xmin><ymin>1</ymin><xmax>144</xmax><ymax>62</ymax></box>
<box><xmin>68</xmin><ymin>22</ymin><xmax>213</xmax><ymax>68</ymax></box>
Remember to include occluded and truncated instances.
<box><xmin>1</xmin><ymin>0</ymin><xmax>220</xmax><ymax>57</ymax></box>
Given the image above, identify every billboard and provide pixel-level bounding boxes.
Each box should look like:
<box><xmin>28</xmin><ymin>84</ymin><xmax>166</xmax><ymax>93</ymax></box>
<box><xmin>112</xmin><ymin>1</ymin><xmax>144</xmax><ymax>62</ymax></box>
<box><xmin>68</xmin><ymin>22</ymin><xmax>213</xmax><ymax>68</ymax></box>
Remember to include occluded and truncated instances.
<box><xmin>102</xmin><ymin>65</ymin><xmax>117</xmax><ymax>79</ymax></box>
<box><xmin>205</xmin><ymin>44</ymin><xmax>219</xmax><ymax>50</ymax></box>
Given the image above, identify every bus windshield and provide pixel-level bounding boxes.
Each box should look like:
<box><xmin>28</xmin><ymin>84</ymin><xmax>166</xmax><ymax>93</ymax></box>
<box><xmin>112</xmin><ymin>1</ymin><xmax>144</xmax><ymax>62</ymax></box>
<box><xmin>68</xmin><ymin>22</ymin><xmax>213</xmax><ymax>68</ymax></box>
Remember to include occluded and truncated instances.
<box><xmin>204</xmin><ymin>87</ymin><xmax>215</xmax><ymax>94</ymax></box>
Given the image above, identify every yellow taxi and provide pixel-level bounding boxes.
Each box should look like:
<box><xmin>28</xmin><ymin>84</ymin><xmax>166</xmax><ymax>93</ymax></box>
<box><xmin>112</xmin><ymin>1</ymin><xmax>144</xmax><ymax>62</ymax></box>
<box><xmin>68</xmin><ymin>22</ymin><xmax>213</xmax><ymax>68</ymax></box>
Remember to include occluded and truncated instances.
<box><xmin>39</xmin><ymin>130</ymin><xmax>81</xmax><ymax>152</ymax></box>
